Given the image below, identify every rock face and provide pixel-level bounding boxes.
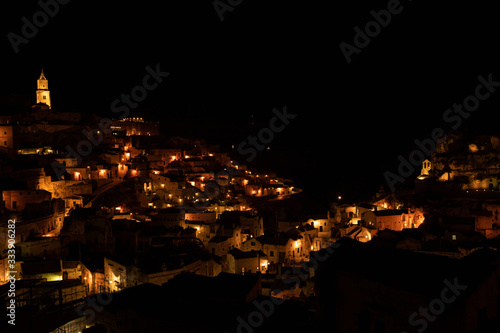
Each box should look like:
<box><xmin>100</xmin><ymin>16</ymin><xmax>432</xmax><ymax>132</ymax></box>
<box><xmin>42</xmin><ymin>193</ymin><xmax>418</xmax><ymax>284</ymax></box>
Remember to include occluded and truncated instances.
<box><xmin>428</xmin><ymin>132</ymin><xmax>500</xmax><ymax>190</ymax></box>
<box><xmin>412</xmin><ymin>132</ymin><xmax>500</xmax><ymax>239</ymax></box>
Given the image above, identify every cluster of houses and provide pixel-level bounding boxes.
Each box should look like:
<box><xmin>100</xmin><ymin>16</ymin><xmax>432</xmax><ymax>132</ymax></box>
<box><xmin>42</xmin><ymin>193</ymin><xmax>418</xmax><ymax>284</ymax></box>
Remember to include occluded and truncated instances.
<box><xmin>1</xmin><ymin>72</ymin><xmax>500</xmax><ymax>332</ymax></box>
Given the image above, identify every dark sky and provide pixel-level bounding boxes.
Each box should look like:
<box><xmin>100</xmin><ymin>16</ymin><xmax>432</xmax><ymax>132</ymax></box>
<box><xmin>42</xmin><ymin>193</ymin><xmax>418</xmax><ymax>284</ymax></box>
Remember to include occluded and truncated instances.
<box><xmin>1</xmin><ymin>0</ymin><xmax>500</xmax><ymax>208</ymax></box>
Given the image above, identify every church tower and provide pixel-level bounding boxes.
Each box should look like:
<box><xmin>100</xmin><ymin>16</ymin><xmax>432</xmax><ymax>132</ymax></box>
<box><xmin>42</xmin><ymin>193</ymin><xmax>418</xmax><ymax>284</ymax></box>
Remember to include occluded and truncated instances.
<box><xmin>36</xmin><ymin>69</ymin><xmax>51</xmax><ymax>108</ymax></box>
<box><xmin>417</xmin><ymin>159</ymin><xmax>432</xmax><ymax>180</ymax></box>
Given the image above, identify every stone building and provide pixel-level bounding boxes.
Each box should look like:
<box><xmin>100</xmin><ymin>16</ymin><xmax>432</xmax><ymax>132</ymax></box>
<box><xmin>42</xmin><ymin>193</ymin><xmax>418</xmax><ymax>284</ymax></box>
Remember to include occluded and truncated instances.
<box><xmin>1</xmin><ymin>189</ymin><xmax>51</xmax><ymax>212</ymax></box>
<box><xmin>111</xmin><ymin>117</ymin><xmax>159</xmax><ymax>136</ymax></box>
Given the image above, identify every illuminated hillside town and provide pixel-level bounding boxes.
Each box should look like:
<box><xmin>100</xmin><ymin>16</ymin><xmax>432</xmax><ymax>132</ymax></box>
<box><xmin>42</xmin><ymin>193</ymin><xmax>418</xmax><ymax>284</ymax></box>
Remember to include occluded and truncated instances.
<box><xmin>1</xmin><ymin>71</ymin><xmax>500</xmax><ymax>333</ymax></box>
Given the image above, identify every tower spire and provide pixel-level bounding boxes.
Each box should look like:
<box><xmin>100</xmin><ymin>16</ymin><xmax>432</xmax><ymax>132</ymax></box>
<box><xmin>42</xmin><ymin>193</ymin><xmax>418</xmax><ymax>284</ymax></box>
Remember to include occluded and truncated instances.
<box><xmin>36</xmin><ymin>68</ymin><xmax>51</xmax><ymax>108</ymax></box>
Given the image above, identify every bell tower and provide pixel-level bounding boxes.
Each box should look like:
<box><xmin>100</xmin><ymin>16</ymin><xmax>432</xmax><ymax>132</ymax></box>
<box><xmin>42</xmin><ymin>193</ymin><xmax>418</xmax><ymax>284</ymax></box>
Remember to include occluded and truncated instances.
<box><xmin>417</xmin><ymin>159</ymin><xmax>432</xmax><ymax>180</ymax></box>
<box><xmin>36</xmin><ymin>69</ymin><xmax>51</xmax><ymax>108</ymax></box>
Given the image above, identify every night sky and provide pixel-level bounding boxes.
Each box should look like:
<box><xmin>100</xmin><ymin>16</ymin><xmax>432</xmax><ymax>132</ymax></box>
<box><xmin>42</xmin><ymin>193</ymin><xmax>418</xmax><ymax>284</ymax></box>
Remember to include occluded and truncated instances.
<box><xmin>1</xmin><ymin>0</ymin><xmax>500</xmax><ymax>208</ymax></box>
